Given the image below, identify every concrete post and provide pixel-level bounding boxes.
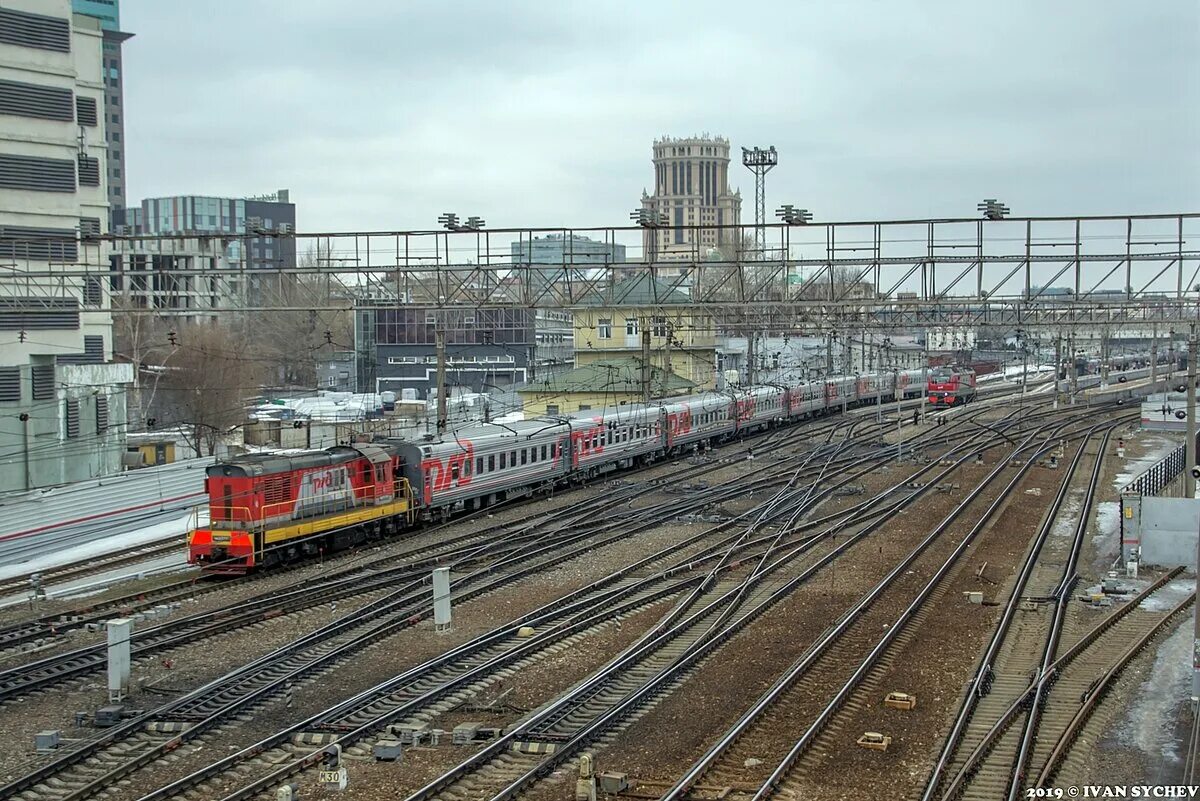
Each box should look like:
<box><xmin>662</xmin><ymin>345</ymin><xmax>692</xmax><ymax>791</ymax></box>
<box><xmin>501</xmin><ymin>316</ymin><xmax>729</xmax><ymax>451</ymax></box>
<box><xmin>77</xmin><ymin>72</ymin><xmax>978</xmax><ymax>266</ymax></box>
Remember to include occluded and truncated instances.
<box><xmin>1151</xmin><ymin>330</ymin><xmax>1159</xmax><ymax>386</ymax></box>
<box><xmin>1187</xmin><ymin>330</ymin><xmax>1196</xmax><ymax>499</ymax></box>
<box><xmin>433</xmin><ymin>567</ymin><xmax>452</xmax><ymax>634</ymax></box>
<box><xmin>1054</xmin><ymin>335</ymin><xmax>1062</xmax><ymax>410</ymax></box>
<box><xmin>107</xmin><ymin>618</ymin><xmax>131</xmax><ymax>702</ymax></box>
<box><xmin>435</xmin><ymin>329</ymin><xmax>447</xmax><ymax>434</ymax></box>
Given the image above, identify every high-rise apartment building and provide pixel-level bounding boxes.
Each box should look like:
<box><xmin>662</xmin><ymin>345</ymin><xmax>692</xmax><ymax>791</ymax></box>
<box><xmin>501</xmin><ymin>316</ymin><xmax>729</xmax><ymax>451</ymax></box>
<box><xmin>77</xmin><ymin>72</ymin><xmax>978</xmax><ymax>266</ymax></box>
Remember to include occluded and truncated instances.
<box><xmin>0</xmin><ymin>0</ymin><xmax>133</xmax><ymax>491</ymax></box>
<box><xmin>639</xmin><ymin>135</ymin><xmax>742</xmax><ymax>265</ymax></box>
<box><xmin>118</xmin><ymin>190</ymin><xmax>297</xmax><ymax>270</ymax></box>
<box><xmin>71</xmin><ymin>0</ymin><xmax>132</xmax><ymax>230</ymax></box>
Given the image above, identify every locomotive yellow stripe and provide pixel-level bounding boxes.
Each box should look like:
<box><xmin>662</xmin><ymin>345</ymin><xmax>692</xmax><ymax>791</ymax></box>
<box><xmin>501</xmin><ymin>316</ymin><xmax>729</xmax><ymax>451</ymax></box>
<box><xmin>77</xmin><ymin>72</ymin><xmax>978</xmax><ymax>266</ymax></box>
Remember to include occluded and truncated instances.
<box><xmin>262</xmin><ymin>499</ymin><xmax>412</xmax><ymax>545</ymax></box>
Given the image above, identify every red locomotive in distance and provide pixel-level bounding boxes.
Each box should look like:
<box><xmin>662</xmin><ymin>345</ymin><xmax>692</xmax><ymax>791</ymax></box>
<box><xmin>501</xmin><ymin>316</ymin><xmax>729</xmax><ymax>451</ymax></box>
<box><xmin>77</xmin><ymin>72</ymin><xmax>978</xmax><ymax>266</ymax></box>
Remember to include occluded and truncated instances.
<box><xmin>928</xmin><ymin>365</ymin><xmax>977</xmax><ymax>407</ymax></box>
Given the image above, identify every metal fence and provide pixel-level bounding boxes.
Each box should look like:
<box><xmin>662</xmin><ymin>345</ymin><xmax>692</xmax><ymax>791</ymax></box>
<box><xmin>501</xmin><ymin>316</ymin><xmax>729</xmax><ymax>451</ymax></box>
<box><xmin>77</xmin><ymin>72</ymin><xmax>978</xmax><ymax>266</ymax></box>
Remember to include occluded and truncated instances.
<box><xmin>0</xmin><ymin>457</ymin><xmax>212</xmax><ymax>567</ymax></box>
<box><xmin>1120</xmin><ymin>441</ymin><xmax>1189</xmax><ymax>497</ymax></box>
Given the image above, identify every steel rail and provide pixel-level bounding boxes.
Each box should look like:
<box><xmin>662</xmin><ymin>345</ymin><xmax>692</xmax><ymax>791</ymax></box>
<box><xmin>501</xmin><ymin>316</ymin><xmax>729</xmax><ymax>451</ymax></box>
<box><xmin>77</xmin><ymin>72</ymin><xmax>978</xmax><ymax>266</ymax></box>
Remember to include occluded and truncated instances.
<box><xmin>657</xmin><ymin>419</ymin><xmax>1100</xmax><ymax>801</ymax></box>
<box><xmin>920</xmin><ymin>421</ymin><xmax>1122</xmax><ymax>801</ymax></box>
<box><xmin>396</xmin><ymin>416</ymin><xmax>1089</xmax><ymax>801</ymax></box>
<box><xmin>926</xmin><ymin>427</ymin><xmax>1115</xmax><ymax>801</ymax></box>
<box><xmin>1034</xmin><ymin>592</ymin><xmax>1195</xmax><ymax>788</ymax></box>
<box><xmin>741</xmin><ymin>422</ymin><xmax>1123</xmax><ymax>801</ymax></box>
<box><xmin>0</xmin><ymin>409</ymin><xmax>923</xmax><ymax>800</ymax></box>
<box><xmin>1006</xmin><ymin>429</ymin><xmax>1115</xmax><ymax>801</ymax></box>
<box><xmin>938</xmin><ymin>567</ymin><xmax>1187</xmax><ymax>798</ymax></box>
<box><xmin>198</xmin><ymin>407</ymin><xmax>1070</xmax><ymax>801</ymax></box>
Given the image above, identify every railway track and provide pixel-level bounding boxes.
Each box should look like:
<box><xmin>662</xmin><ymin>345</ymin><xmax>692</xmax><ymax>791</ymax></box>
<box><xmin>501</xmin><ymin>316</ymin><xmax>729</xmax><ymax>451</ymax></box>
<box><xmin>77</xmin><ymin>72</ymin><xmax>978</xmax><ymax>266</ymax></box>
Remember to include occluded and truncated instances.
<box><xmin>389</xmin><ymin>422</ymin><xmax>1082</xmax><ymax>801</ymax></box>
<box><xmin>0</xmin><ymin>397</ymin><xmax>1023</xmax><ymax>801</ymax></box>
<box><xmin>0</xmin><ymin>412</ymin><xmax>931</xmax><ymax>800</ymax></box>
<box><xmin>920</xmin><ymin>420</ymin><xmax>1184</xmax><ymax>801</ymax></box>
<box><xmin>0</xmin><ymin>538</ymin><xmax>187</xmax><ymax>600</ymax></box>
<box><xmin>0</xmin><ymin>401</ymin><xmax>890</xmax><ymax>656</ymax></box>
<box><xmin>639</xmin><ymin>417</ymin><xmax>1114</xmax><ymax>801</ymax></box>
<box><xmin>0</xmin><ymin>397</ymin><xmax>985</xmax><ymax>671</ymax></box>
<box><xmin>0</xmin><ymin>381</ymin><xmax>1009</xmax><ymax>641</ymax></box>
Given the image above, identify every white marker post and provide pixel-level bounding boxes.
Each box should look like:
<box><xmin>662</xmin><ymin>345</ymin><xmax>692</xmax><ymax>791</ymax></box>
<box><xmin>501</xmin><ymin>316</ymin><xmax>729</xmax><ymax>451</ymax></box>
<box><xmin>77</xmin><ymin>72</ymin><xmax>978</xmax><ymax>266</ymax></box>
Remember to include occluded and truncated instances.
<box><xmin>433</xmin><ymin>567</ymin><xmax>452</xmax><ymax>634</ymax></box>
<box><xmin>107</xmin><ymin>618</ymin><xmax>132</xmax><ymax>703</ymax></box>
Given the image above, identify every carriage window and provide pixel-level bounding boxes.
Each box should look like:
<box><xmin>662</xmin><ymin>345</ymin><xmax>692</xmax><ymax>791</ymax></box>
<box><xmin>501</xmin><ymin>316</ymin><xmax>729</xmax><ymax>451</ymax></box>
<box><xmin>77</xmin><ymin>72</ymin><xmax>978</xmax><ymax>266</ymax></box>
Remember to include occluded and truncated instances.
<box><xmin>541</xmin><ymin>445</ymin><xmax>548</xmax><ymax>460</ymax></box>
<box><xmin>510</xmin><ymin>450</ymin><xmax>517</xmax><ymax>465</ymax></box>
<box><xmin>530</xmin><ymin>447</ymin><xmax>537</xmax><ymax>463</ymax></box>
<box><xmin>488</xmin><ymin>455</ymin><xmax>495</xmax><ymax>472</ymax></box>
<box><xmin>500</xmin><ymin>453</ymin><xmax>507</xmax><ymax>469</ymax></box>
<box><xmin>551</xmin><ymin>443</ymin><xmax>557</xmax><ymax>459</ymax></box>
<box><xmin>521</xmin><ymin>449</ymin><xmax>528</xmax><ymax>465</ymax></box>
<box><xmin>476</xmin><ymin>457</ymin><xmax>483</xmax><ymax>474</ymax></box>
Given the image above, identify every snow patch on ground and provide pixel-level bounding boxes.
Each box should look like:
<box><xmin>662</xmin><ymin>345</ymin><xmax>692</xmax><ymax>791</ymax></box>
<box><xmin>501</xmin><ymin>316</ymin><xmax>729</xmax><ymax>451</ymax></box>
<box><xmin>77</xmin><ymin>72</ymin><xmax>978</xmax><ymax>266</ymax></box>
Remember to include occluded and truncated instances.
<box><xmin>1114</xmin><ymin>434</ymin><xmax>1184</xmax><ymax>489</ymax></box>
<box><xmin>1050</xmin><ymin>495</ymin><xmax>1083</xmax><ymax>541</ymax></box>
<box><xmin>1139</xmin><ymin>578</ymin><xmax>1196</xmax><ymax>612</ymax></box>
<box><xmin>0</xmin><ymin>510</ymin><xmax>201</xmax><ymax>583</ymax></box>
<box><xmin>1116</xmin><ymin>620</ymin><xmax>1191</xmax><ymax>770</ymax></box>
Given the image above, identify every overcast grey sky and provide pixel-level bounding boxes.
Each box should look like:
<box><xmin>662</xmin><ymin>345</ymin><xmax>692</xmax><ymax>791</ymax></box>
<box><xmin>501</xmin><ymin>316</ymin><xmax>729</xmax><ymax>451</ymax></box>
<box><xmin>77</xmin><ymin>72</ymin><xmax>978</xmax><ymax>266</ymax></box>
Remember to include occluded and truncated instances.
<box><xmin>120</xmin><ymin>0</ymin><xmax>1198</xmax><ymax>234</ymax></box>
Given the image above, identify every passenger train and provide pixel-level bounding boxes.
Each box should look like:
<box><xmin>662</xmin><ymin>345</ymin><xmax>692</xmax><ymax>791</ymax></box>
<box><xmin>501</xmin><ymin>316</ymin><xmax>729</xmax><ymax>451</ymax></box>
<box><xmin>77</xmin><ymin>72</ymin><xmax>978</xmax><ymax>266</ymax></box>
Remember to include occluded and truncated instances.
<box><xmin>188</xmin><ymin>369</ymin><xmax>928</xmax><ymax>574</ymax></box>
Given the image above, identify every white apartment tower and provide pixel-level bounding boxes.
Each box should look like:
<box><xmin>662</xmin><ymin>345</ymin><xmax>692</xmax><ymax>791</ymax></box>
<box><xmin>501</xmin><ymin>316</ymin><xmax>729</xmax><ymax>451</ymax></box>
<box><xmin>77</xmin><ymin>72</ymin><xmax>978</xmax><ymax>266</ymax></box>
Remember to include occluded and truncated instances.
<box><xmin>0</xmin><ymin>0</ymin><xmax>132</xmax><ymax>491</ymax></box>
<box><xmin>640</xmin><ymin>135</ymin><xmax>742</xmax><ymax>266</ymax></box>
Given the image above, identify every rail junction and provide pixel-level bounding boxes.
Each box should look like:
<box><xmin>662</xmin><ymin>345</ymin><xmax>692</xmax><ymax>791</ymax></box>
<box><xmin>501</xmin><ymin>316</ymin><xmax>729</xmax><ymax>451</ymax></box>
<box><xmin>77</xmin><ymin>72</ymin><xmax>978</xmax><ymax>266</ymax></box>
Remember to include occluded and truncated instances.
<box><xmin>0</xmin><ymin>377</ymin><xmax>1190</xmax><ymax>801</ymax></box>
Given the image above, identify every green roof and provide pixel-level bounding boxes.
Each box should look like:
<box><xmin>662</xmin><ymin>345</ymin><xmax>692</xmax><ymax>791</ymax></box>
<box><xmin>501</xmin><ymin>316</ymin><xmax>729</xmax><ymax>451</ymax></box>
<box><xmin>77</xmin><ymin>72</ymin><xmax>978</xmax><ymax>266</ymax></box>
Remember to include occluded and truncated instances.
<box><xmin>578</xmin><ymin>273</ymin><xmax>692</xmax><ymax>306</ymax></box>
<box><xmin>514</xmin><ymin>358</ymin><xmax>694</xmax><ymax>396</ymax></box>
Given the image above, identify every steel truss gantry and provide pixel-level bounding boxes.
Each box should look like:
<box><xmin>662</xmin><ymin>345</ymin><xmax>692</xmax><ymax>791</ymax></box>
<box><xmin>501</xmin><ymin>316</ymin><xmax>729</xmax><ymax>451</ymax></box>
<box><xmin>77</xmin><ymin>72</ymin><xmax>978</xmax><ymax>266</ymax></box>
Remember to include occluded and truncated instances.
<box><xmin>7</xmin><ymin>212</ymin><xmax>1197</xmax><ymax>332</ymax></box>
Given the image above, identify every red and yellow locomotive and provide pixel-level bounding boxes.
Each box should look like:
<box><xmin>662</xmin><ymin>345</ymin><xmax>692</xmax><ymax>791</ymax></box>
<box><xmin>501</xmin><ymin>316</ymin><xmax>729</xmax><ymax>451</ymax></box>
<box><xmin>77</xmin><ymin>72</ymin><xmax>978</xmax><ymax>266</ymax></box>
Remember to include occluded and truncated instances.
<box><xmin>188</xmin><ymin>443</ymin><xmax>412</xmax><ymax>573</ymax></box>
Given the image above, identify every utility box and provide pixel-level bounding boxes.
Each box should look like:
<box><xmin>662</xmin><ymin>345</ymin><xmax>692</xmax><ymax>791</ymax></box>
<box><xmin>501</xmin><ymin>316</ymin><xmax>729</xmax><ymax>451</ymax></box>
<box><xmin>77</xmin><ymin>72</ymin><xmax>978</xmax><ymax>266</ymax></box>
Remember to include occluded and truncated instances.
<box><xmin>598</xmin><ymin>772</ymin><xmax>629</xmax><ymax>794</ymax></box>
<box><xmin>35</xmin><ymin>730</ymin><xmax>60</xmax><ymax>752</ymax></box>
<box><xmin>94</xmin><ymin>704</ymin><xmax>125</xmax><ymax>727</ymax></box>
<box><xmin>107</xmin><ymin>618</ymin><xmax>132</xmax><ymax>702</ymax></box>
<box><xmin>373</xmin><ymin>740</ymin><xmax>403</xmax><ymax>762</ymax></box>
<box><xmin>390</xmin><ymin>723</ymin><xmax>428</xmax><ymax>745</ymax></box>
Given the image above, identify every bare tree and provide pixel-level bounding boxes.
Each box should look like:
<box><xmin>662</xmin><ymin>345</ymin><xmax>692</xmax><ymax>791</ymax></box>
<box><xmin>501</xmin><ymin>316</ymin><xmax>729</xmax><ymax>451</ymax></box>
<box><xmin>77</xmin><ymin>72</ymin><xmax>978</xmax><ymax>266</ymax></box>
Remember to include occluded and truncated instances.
<box><xmin>110</xmin><ymin>298</ymin><xmax>175</xmax><ymax>429</ymax></box>
<box><xmin>155</xmin><ymin>322</ymin><xmax>269</xmax><ymax>456</ymax></box>
<box><xmin>244</xmin><ymin>246</ymin><xmax>354</xmax><ymax>387</ymax></box>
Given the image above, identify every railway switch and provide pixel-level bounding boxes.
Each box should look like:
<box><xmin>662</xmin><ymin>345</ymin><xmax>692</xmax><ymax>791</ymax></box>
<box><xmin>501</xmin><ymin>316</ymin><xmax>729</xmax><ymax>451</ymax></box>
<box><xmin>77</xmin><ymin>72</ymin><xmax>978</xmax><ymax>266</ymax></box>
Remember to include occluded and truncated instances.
<box><xmin>884</xmin><ymin>692</ymin><xmax>917</xmax><ymax>711</ymax></box>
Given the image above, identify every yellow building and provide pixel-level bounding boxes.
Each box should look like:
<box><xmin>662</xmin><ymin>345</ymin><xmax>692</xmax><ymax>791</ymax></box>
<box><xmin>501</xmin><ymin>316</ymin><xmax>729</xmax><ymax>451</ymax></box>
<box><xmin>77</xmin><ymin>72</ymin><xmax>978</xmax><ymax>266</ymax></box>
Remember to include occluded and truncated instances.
<box><xmin>572</xmin><ymin>274</ymin><xmax>717</xmax><ymax>389</ymax></box>
<box><xmin>515</xmin><ymin>359</ymin><xmax>695</xmax><ymax>417</ymax></box>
